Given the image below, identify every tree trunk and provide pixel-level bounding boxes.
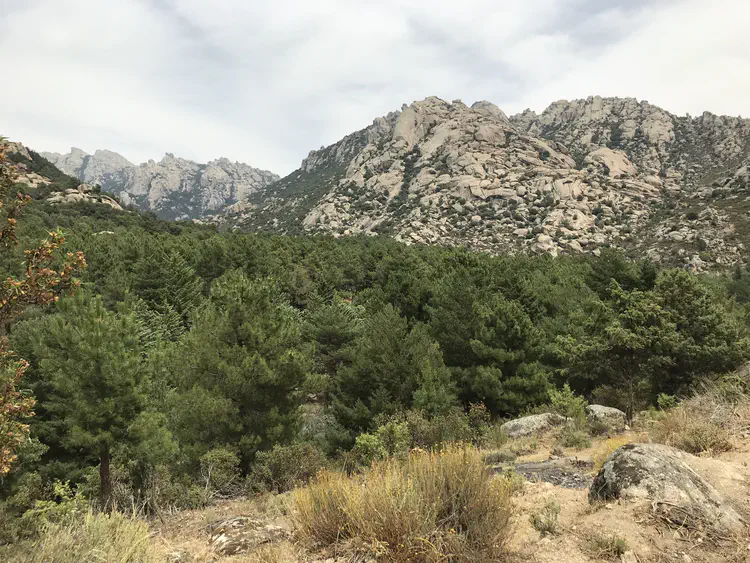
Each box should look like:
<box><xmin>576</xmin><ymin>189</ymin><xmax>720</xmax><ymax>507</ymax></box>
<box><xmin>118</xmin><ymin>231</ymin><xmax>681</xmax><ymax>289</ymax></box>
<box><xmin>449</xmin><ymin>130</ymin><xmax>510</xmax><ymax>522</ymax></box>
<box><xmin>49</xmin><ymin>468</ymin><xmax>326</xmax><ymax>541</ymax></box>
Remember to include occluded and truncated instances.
<box><xmin>100</xmin><ymin>444</ymin><xmax>112</xmax><ymax>512</ymax></box>
<box><xmin>626</xmin><ymin>379</ymin><xmax>634</xmax><ymax>426</ymax></box>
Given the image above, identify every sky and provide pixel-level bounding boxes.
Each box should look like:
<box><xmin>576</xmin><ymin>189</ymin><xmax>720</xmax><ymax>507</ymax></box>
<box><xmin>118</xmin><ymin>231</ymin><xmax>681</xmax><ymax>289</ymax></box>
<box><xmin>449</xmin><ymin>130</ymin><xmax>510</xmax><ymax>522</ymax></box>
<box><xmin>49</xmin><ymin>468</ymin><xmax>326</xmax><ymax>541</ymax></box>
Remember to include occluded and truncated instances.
<box><xmin>1</xmin><ymin>0</ymin><xmax>749</xmax><ymax>176</ymax></box>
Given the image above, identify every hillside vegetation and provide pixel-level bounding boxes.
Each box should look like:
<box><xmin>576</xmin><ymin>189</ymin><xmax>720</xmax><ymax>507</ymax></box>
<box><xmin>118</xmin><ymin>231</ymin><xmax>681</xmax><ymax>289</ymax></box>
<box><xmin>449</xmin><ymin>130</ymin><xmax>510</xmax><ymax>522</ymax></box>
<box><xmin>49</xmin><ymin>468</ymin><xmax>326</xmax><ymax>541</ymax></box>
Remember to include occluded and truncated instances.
<box><xmin>1</xmin><ymin>132</ymin><xmax>750</xmax><ymax>561</ymax></box>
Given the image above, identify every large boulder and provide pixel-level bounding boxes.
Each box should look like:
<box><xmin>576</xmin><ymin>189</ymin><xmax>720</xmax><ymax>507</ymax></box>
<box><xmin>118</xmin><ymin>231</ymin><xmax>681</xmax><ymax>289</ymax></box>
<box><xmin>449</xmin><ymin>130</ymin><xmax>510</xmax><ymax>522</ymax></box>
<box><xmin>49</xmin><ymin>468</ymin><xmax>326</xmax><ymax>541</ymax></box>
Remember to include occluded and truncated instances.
<box><xmin>500</xmin><ymin>413</ymin><xmax>565</xmax><ymax>438</ymax></box>
<box><xmin>585</xmin><ymin>404</ymin><xmax>627</xmax><ymax>432</ymax></box>
<box><xmin>585</xmin><ymin>147</ymin><xmax>637</xmax><ymax>178</ymax></box>
<box><xmin>590</xmin><ymin>443</ymin><xmax>745</xmax><ymax>535</ymax></box>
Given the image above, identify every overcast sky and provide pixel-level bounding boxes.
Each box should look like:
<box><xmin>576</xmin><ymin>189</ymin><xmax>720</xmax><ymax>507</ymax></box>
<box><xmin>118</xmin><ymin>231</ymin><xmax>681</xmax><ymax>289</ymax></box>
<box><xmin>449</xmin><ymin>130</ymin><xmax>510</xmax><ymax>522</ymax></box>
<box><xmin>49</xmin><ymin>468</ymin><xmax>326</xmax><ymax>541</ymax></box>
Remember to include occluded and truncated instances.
<box><xmin>1</xmin><ymin>0</ymin><xmax>749</xmax><ymax>175</ymax></box>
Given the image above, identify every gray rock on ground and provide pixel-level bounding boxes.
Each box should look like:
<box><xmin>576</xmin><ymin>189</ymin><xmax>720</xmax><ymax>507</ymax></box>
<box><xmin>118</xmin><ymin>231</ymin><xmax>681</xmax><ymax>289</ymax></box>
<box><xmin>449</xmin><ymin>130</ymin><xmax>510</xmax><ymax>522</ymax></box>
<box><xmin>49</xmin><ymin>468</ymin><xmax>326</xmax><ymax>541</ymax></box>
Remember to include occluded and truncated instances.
<box><xmin>500</xmin><ymin>413</ymin><xmax>565</xmax><ymax>438</ymax></box>
<box><xmin>585</xmin><ymin>404</ymin><xmax>627</xmax><ymax>432</ymax></box>
<box><xmin>208</xmin><ymin>516</ymin><xmax>290</xmax><ymax>556</ymax></box>
<box><xmin>590</xmin><ymin>443</ymin><xmax>745</xmax><ymax>535</ymax></box>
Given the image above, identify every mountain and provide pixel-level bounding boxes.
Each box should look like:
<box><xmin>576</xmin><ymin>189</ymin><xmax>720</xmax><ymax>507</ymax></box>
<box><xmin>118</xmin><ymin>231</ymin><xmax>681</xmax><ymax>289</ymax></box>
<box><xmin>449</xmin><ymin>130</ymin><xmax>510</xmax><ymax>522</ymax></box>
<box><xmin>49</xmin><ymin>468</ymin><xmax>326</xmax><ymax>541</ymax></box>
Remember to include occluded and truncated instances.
<box><xmin>41</xmin><ymin>148</ymin><xmax>279</xmax><ymax>220</ymax></box>
<box><xmin>4</xmin><ymin>141</ymin><xmax>124</xmax><ymax>210</ymax></box>
<box><xmin>220</xmin><ymin>96</ymin><xmax>750</xmax><ymax>272</ymax></box>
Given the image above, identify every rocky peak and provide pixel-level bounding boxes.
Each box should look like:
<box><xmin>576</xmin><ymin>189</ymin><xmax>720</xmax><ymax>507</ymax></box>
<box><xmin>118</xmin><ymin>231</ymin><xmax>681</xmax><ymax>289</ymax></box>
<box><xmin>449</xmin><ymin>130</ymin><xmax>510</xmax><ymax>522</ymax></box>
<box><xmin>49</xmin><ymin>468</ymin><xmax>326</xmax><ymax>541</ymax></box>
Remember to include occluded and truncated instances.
<box><xmin>42</xmin><ymin>147</ymin><xmax>134</xmax><ymax>185</ymax></box>
<box><xmin>511</xmin><ymin>96</ymin><xmax>750</xmax><ymax>190</ymax></box>
<box><xmin>42</xmin><ymin>147</ymin><xmax>279</xmax><ymax>220</ymax></box>
<box><xmin>471</xmin><ymin>100</ymin><xmax>508</xmax><ymax>121</ymax></box>
<box><xmin>223</xmin><ymin>95</ymin><xmax>750</xmax><ymax>272</ymax></box>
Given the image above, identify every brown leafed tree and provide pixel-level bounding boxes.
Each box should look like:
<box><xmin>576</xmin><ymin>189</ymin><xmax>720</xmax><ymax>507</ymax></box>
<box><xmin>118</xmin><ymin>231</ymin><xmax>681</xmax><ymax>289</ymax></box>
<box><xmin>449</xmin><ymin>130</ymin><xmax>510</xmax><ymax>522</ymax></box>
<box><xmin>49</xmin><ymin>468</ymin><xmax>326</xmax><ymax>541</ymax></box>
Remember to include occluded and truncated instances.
<box><xmin>0</xmin><ymin>137</ymin><xmax>86</xmax><ymax>476</ymax></box>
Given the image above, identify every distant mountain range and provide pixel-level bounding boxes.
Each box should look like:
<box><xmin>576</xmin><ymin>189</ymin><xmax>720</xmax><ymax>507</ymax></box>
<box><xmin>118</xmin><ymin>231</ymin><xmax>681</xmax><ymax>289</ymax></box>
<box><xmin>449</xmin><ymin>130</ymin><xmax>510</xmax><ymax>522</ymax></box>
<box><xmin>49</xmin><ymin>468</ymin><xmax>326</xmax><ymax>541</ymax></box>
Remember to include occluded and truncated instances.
<box><xmin>21</xmin><ymin>94</ymin><xmax>750</xmax><ymax>271</ymax></box>
<box><xmin>40</xmin><ymin>148</ymin><xmax>279</xmax><ymax>220</ymax></box>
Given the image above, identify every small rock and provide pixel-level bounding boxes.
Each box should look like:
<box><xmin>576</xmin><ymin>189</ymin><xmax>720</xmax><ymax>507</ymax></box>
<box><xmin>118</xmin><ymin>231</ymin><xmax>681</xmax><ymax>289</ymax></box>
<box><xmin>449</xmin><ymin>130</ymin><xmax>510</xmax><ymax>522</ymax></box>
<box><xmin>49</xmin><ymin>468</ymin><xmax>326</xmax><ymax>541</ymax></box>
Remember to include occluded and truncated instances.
<box><xmin>167</xmin><ymin>551</ymin><xmax>192</xmax><ymax>563</ymax></box>
<box><xmin>209</xmin><ymin>517</ymin><xmax>290</xmax><ymax>556</ymax></box>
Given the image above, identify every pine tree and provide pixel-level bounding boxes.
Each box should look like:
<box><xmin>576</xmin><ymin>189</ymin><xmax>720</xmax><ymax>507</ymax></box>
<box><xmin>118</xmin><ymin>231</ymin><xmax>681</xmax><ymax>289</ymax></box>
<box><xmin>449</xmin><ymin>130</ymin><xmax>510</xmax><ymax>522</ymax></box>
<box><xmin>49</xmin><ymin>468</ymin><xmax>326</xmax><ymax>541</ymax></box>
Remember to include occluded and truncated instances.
<box><xmin>31</xmin><ymin>292</ymin><xmax>145</xmax><ymax>509</ymax></box>
<box><xmin>168</xmin><ymin>271</ymin><xmax>310</xmax><ymax>468</ymax></box>
<box><xmin>332</xmin><ymin>305</ymin><xmax>456</xmax><ymax>433</ymax></box>
<box><xmin>411</xmin><ymin>345</ymin><xmax>457</xmax><ymax>417</ymax></box>
<box><xmin>654</xmin><ymin>269</ymin><xmax>750</xmax><ymax>392</ymax></box>
<box><xmin>302</xmin><ymin>295</ymin><xmax>364</xmax><ymax>378</ymax></box>
<box><xmin>132</xmin><ymin>249</ymin><xmax>204</xmax><ymax>325</ymax></box>
<box><xmin>556</xmin><ymin>281</ymin><xmax>677</xmax><ymax>422</ymax></box>
<box><xmin>428</xmin><ymin>270</ymin><xmax>550</xmax><ymax>414</ymax></box>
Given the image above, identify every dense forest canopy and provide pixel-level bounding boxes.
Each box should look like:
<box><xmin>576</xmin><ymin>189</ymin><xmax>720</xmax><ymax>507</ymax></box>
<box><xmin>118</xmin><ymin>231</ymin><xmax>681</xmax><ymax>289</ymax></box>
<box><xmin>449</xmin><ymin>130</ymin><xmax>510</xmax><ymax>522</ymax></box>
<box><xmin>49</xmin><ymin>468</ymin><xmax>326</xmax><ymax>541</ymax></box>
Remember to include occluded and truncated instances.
<box><xmin>2</xmin><ymin>146</ymin><xmax>750</xmax><ymax>522</ymax></box>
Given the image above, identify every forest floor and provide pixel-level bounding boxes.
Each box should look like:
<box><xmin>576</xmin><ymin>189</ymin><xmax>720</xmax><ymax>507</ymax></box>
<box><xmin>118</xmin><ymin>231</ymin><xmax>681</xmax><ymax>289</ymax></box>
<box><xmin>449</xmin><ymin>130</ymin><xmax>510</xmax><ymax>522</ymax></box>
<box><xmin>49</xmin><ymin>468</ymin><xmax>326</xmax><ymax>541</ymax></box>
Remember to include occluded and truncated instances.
<box><xmin>148</xmin><ymin>427</ymin><xmax>750</xmax><ymax>563</ymax></box>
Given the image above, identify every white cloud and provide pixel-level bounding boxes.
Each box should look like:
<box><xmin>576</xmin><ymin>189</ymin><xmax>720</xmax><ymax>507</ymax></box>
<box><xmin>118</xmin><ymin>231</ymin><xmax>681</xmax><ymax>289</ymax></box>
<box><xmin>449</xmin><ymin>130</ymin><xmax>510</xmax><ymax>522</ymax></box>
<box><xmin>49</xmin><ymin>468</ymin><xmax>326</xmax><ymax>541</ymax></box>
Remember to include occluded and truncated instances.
<box><xmin>0</xmin><ymin>0</ymin><xmax>748</xmax><ymax>175</ymax></box>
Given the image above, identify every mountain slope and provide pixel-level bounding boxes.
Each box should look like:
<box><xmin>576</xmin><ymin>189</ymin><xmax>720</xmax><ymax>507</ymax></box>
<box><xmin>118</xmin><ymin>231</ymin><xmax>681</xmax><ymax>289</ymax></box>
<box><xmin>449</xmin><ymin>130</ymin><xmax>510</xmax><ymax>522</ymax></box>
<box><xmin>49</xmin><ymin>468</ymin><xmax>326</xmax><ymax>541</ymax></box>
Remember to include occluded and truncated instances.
<box><xmin>42</xmin><ymin>148</ymin><xmax>279</xmax><ymax>220</ymax></box>
<box><xmin>222</xmin><ymin>96</ymin><xmax>750</xmax><ymax>271</ymax></box>
<box><xmin>4</xmin><ymin>141</ymin><xmax>123</xmax><ymax>210</ymax></box>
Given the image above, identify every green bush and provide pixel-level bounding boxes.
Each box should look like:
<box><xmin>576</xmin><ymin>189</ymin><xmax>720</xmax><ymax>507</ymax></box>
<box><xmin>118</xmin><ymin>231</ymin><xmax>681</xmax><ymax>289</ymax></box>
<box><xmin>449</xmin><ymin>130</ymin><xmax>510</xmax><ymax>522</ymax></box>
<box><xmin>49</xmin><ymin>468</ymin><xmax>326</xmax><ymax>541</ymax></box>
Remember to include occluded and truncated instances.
<box><xmin>353</xmin><ymin>433</ymin><xmax>387</xmax><ymax>466</ymax></box>
<box><xmin>0</xmin><ymin>503</ymin><xmax>24</xmax><ymax>544</ymax></box>
<box><xmin>530</xmin><ymin>499</ymin><xmax>561</xmax><ymax>537</ymax></box>
<box><xmin>20</xmin><ymin>481</ymin><xmax>87</xmax><ymax>535</ymax></box>
<box><xmin>584</xmin><ymin>533</ymin><xmax>628</xmax><ymax>559</ymax></box>
<box><xmin>657</xmin><ymin>393</ymin><xmax>679</xmax><ymax>411</ymax></box>
<box><xmin>248</xmin><ymin>442</ymin><xmax>327</xmax><ymax>493</ymax></box>
<box><xmin>298</xmin><ymin>411</ymin><xmax>350</xmax><ymax>456</ymax></box>
<box><xmin>376</xmin><ymin>421</ymin><xmax>410</xmax><ymax>458</ymax></box>
<box><xmin>549</xmin><ymin>384</ymin><xmax>587</xmax><ymax>423</ymax></box>
<box><xmin>588</xmin><ymin>419</ymin><xmax>610</xmax><ymax>436</ymax></box>
<box><xmin>483</xmin><ymin>450</ymin><xmax>516</xmax><ymax>464</ymax></box>
<box><xmin>199</xmin><ymin>447</ymin><xmax>240</xmax><ymax>499</ymax></box>
<box><xmin>467</xmin><ymin>402</ymin><xmax>491</xmax><ymax>444</ymax></box>
<box><xmin>485</xmin><ymin>423</ymin><xmax>509</xmax><ymax>449</ymax></box>
<box><xmin>559</xmin><ymin>426</ymin><xmax>592</xmax><ymax>449</ymax></box>
<box><xmin>4</xmin><ymin>471</ymin><xmax>44</xmax><ymax>514</ymax></box>
<box><xmin>403</xmin><ymin>409</ymin><xmax>473</xmax><ymax>449</ymax></box>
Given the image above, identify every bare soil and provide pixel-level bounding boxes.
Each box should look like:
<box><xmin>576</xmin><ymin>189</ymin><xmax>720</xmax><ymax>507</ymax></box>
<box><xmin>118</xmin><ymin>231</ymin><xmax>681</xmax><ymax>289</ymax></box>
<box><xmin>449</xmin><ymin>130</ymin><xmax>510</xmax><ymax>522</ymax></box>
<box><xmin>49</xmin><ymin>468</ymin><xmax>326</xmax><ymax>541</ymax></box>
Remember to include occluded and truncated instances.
<box><xmin>149</xmin><ymin>430</ymin><xmax>750</xmax><ymax>563</ymax></box>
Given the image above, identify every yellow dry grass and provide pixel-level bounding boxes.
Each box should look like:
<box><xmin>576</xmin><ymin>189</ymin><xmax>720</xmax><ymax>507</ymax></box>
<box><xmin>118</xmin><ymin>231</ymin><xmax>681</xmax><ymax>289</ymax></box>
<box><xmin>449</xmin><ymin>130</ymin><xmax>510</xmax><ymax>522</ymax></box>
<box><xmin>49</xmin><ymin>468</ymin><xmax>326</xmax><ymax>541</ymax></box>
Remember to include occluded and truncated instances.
<box><xmin>1</xmin><ymin>509</ymin><xmax>156</xmax><ymax>563</ymax></box>
<box><xmin>590</xmin><ymin>434</ymin><xmax>641</xmax><ymax>474</ymax></box>
<box><xmin>293</xmin><ymin>445</ymin><xmax>515</xmax><ymax>562</ymax></box>
<box><xmin>651</xmin><ymin>406</ymin><xmax>733</xmax><ymax>455</ymax></box>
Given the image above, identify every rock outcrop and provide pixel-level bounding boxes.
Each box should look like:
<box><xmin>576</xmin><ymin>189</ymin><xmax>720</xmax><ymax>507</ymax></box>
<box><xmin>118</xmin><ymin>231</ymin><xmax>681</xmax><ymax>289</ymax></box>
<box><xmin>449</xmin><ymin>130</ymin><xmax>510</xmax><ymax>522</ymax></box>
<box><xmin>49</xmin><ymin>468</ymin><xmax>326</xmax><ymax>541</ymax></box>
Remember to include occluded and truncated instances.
<box><xmin>208</xmin><ymin>517</ymin><xmax>290</xmax><ymax>556</ymax></box>
<box><xmin>500</xmin><ymin>413</ymin><xmax>566</xmax><ymax>438</ymax></box>
<box><xmin>47</xmin><ymin>184</ymin><xmax>123</xmax><ymax>210</ymax></box>
<box><xmin>590</xmin><ymin>443</ymin><xmax>745</xmax><ymax>535</ymax></box>
<box><xmin>585</xmin><ymin>405</ymin><xmax>627</xmax><ymax>432</ymax></box>
<box><xmin>220</xmin><ymin>95</ymin><xmax>750</xmax><ymax>270</ymax></box>
<box><xmin>41</xmin><ymin>147</ymin><xmax>134</xmax><ymax>185</ymax></box>
<box><xmin>42</xmin><ymin>148</ymin><xmax>279</xmax><ymax>220</ymax></box>
<box><xmin>3</xmin><ymin>140</ymin><xmax>126</xmax><ymax>212</ymax></box>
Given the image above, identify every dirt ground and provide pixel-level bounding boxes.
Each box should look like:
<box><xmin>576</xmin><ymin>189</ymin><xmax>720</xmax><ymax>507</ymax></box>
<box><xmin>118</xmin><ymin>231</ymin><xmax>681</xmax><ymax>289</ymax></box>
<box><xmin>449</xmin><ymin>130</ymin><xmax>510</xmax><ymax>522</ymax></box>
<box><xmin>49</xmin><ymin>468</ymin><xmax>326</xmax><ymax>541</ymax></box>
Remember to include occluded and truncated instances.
<box><xmin>149</xmin><ymin>431</ymin><xmax>750</xmax><ymax>563</ymax></box>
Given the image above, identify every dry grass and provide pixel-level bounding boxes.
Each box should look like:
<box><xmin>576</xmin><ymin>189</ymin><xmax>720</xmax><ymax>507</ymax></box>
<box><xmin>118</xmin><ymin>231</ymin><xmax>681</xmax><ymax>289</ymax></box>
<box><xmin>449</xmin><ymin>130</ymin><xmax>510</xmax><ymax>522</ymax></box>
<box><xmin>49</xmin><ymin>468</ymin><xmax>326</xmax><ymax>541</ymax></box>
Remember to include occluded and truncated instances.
<box><xmin>293</xmin><ymin>445</ymin><xmax>515</xmax><ymax>562</ymax></box>
<box><xmin>529</xmin><ymin>499</ymin><xmax>560</xmax><ymax>537</ymax></box>
<box><xmin>651</xmin><ymin>405</ymin><xmax>734</xmax><ymax>455</ymax></box>
<box><xmin>649</xmin><ymin>374</ymin><xmax>750</xmax><ymax>456</ymax></box>
<box><xmin>229</xmin><ymin>541</ymin><xmax>302</xmax><ymax>562</ymax></box>
<box><xmin>582</xmin><ymin>532</ymin><xmax>628</xmax><ymax>560</ymax></box>
<box><xmin>506</xmin><ymin>436</ymin><xmax>539</xmax><ymax>456</ymax></box>
<box><xmin>1</xmin><ymin>509</ymin><xmax>156</xmax><ymax>563</ymax></box>
<box><xmin>591</xmin><ymin>435</ymin><xmax>639</xmax><ymax>474</ymax></box>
